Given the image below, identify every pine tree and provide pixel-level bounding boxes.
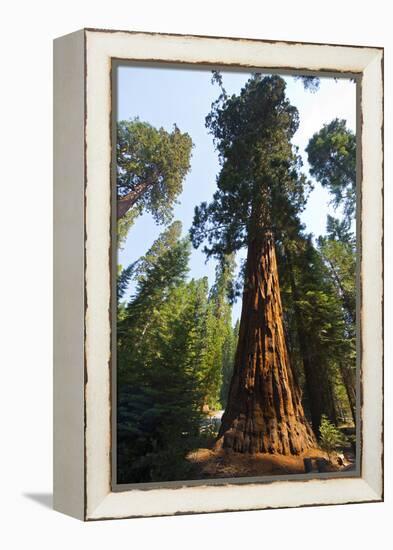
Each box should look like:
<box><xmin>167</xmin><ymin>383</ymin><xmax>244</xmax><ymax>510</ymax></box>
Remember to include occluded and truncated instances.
<box><xmin>117</xmin><ymin>223</ymin><xmax>206</xmax><ymax>482</ymax></box>
<box><xmin>317</xmin><ymin>220</ymin><xmax>356</xmax><ymax>422</ymax></box>
<box><xmin>220</xmin><ymin>319</ymin><xmax>239</xmax><ymax>408</ymax></box>
<box><xmin>199</xmin><ymin>256</ymin><xmax>236</xmax><ymax>410</ymax></box>
<box><xmin>278</xmin><ymin>235</ymin><xmax>339</xmax><ymax>433</ymax></box>
<box><xmin>307</xmin><ymin>118</ymin><xmax>357</xmax><ymax>425</ymax></box>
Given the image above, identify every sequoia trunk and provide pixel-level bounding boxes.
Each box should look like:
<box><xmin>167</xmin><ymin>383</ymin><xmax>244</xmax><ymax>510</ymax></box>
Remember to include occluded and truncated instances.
<box><xmin>117</xmin><ymin>180</ymin><xmax>150</xmax><ymax>219</ymax></box>
<box><xmin>217</xmin><ymin>232</ymin><xmax>316</xmax><ymax>454</ymax></box>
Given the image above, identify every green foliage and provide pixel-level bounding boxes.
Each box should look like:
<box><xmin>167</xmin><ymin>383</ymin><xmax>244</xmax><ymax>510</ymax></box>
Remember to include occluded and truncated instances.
<box><xmin>117</xmin><ymin>206</ymin><xmax>142</xmax><ymax>249</ymax></box>
<box><xmin>295</xmin><ymin>75</ymin><xmax>320</xmax><ymax>92</ymax></box>
<box><xmin>117</xmin><ymin>223</ymin><xmax>237</xmax><ymax>483</ymax></box>
<box><xmin>190</xmin><ymin>75</ymin><xmax>310</xmax><ymax>261</ymax></box>
<box><xmin>117</xmin><ymin>261</ymin><xmax>137</xmax><ymax>302</ymax></box>
<box><xmin>317</xmin><ymin>220</ymin><xmax>356</xmax><ymax>327</ymax></box>
<box><xmin>317</xmin><ymin>218</ymin><xmax>356</xmax><ymax>424</ymax></box>
<box><xmin>276</xmin><ymin>115</ymin><xmax>357</xmax><ymax>429</ymax></box>
<box><xmin>116</xmin><ymin>75</ymin><xmax>358</xmax><ymax>478</ymax></box>
<box><xmin>290</xmin><ymin>242</ymin><xmax>348</xmax><ymax>351</ymax></box>
<box><xmin>190</xmin><ymin>72</ymin><xmax>357</xmax><ymax>435</ymax></box>
<box><xmin>326</xmin><ymin>214</ymin><xmax>354</xmax><ymax>243</ymax></box>
<box><xmin>220</xmin><ymin>319</ymin><xmax>239</xmax><ymax>408</ymax></box>
<box><xmin>117</xmin><ymin>118</ymin><xmax>193</xmax><ymax>241</ymax></box>
<box><xmin>117</xmin><ymin>224</ymin><xmax>203</xmax><ymax>482</ymax></box>
<box><xmin>306</xmin><ymin>118</ymin><xmax>356</xmax><ymax>221</ymax></box>
<box><xmin>305</xmin><ymin>117</ymin><xmax>357</xmax><ymax>427</ymax></box>
<box><xmin>319</xmin><ymin>415</ymin><xmax>346</xmax><ymax>458</ymax></box>
<box><xmin>278</xmin><ymin>232</ymin><xmax>355</xmax><ymax>428</ymax></box>
<box><xmin>199</xmin><ymin>255</ymin><xmax>236</xmax><ymax>409</ymax></box>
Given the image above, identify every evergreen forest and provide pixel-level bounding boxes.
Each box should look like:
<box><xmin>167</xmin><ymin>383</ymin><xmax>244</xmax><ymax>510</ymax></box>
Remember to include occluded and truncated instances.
<box><xmin>116</xmin><ymin>72</ymin><xmax>357</xmax><ymax>483</ymax></box>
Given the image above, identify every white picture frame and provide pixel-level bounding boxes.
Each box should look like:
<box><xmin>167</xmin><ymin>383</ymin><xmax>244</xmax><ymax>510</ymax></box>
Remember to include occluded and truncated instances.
<box><xmin>53</xmin><ymin>28</ymin><xmax>383</xmax><ymax>521</ymax></box>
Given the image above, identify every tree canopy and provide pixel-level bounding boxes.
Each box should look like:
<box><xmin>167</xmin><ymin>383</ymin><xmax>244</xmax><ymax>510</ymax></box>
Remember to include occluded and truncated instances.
<box><xmin>116</xmin><ymin>70</ymin><xmax>357</xmax><ymax>478</ymax></box>
<box><xmin>306</xmin><ymin>118</ymin><xmax>356</xmax><ymax>221</ymax></box>
<box><xmin>117</xmin><ymin>222</ymin><xmax>237</xmax><ymax>481</ymax></box>
<box><xmin>117</xmin><ymin>118</ymin><xmax>193</xmax><ymax>245</ymax></box>
<box><xmin>295</xmin><ymin>75</ymin><xmax>320</xmax><ymax>92</ymax></box>
<box><xmin>190</xmin><ymin>75</ymin><xmax>310</xmax><ymax>260</ymax></box>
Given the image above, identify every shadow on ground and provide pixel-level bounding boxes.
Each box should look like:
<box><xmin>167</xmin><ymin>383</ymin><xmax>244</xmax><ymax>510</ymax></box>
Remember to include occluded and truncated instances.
<box><xmin>23</xmin><ymin>493</ymin><xmax>53</xmax><ymax>509</ymax></box>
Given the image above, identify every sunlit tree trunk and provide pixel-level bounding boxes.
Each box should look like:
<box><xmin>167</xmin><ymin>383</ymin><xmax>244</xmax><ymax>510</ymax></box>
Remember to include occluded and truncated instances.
<box><xmin>217</xmin><ymin>232</ymin><xmax>316</xmax><ymax>454</ymax></box>
<box><xmin>117</xmin><ymin>180</ymin><xmax>149</xmax><ymax>219</ymax></box>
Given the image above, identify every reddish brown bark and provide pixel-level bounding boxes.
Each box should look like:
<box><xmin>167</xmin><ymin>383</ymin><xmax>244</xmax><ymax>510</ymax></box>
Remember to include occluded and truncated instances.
<box><xmin>117</xmin><ymin>180</ymin><xmax>150</xmax><ymax>219</ymax></box>
<box><xmin>218</xmin><ymin>232</ymin><xmax>316</xmax><ymax>454</ymax></box>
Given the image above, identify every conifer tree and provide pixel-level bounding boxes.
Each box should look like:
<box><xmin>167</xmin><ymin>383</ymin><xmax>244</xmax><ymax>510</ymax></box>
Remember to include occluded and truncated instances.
<box><xmin>199</xmin><ymin>256</ymin><xmax>236</xmax><ymax>410</ymax></box>
<box><xmin>307</xmin><ymin>118</ymin><xmax>357</xmax><ymax>423</ymax></box>
<box><xmin>117</xmin><ymin>223</ymin><xmax>205</xmax><ymax>482</ymax></box>
<box><xmin>117</xmin><ymin>119</ymin><xmax>193</xmax><ymax>245</ymax></box>
<box><xmin>220</xmin><ymin>319</ymin><xmax>239</xmax><ymax>409</ymax></box>
<box><xmin>306</xmin><ymin>118</ymin><xmax>356</xmax><ymax>222</ymax></box>
<box><xmin>317</xmin><ymin>220</ymin><xmax>356</xmax><ymax>421</ymax></box>
<box><xmin>278</xmin><ymin>234</ymin><xmax>339</xmax><ymax>433</ymax></box>
<box><xmin>191</xmin><ymin>75</ymin><xmax>316</xmax><ymax>454</ymax></box>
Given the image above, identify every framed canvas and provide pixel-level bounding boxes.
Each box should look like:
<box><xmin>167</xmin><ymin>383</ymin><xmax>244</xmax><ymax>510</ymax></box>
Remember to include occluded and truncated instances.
<box><xmin>53</xmin><ymin>28</ymin><xmax>383</xmax><ymax>521</ymax></box>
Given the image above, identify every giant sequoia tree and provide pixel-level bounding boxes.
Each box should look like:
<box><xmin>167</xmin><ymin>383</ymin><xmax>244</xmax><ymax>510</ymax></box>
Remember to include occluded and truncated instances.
<box><xmin>117</xmin><ymin>119</ymin><xmax>193</xmax><ymax>244</ymax></box>
<box><xmin>191</xmin><ymin>75</ymin><xmax>316</xmax><ymax>454</ymax></box>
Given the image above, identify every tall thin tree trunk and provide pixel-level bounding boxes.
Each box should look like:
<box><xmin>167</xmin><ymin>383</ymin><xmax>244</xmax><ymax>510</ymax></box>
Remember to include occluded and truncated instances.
<box><xmin>286</xmin><ymin>248</ymin><xmax>338</xmax><ymax>434</ymax></box>
<box><xmin>217</xmin><ymin>232</ymin><xmax>316</xmax><ymax>454</ymax></box>
<box><xmin>339</xmin><ymin>362</ymin><xmax>356</xmax><ymax>424</ymax></box>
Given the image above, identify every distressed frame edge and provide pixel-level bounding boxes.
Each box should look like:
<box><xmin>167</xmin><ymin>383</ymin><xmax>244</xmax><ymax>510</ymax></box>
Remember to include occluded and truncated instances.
<box><xmin>80</xmin><ymin>29</ymin><xmax>383</xmax><ymax>521</ymax></box>
<box><xmin>111</xmin><ymin>63</ymin><xmax>364</xmax><ymax>495</ymax></box>
<box><xmin>358</xmin><ymin>49</ymin><xmax>384</xmax><ymax>500</ymax></box>
<box><xmin>53</xmin><ymin>29</ymin><xmax>86</xmax><ymax>521</ymax></box>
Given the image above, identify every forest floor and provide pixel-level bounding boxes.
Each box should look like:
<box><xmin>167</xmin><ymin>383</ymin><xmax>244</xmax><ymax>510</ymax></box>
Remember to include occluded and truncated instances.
<box><xmin>186</xmin><ymin>445</ymin><xmax>356</xmax><ymax>479</ymax></box>
<box><xmin>189</xmin><ymin>411</ymin><xmax>356</xmax><ymax>479</ymax></box>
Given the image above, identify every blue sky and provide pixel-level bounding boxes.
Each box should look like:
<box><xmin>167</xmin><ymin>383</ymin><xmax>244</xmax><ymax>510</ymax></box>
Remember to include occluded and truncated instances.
<box><xmin>117</xmin><ymin>64</ymin><xmax>356</xmax><ymax>323</ymax></box>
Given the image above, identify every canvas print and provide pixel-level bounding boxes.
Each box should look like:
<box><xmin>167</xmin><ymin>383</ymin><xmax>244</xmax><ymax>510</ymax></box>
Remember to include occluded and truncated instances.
<box><xmin>115</xmin><ymin>65</ymin><xmax>357</xmax><ymax>485</ymax></box>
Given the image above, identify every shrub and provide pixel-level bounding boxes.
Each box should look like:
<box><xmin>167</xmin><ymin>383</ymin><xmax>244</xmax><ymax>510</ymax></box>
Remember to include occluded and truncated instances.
<box><xmin>319</xmin><ymin>415</ymin><xmax>346</xmax><ymax>460</ymax></box>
